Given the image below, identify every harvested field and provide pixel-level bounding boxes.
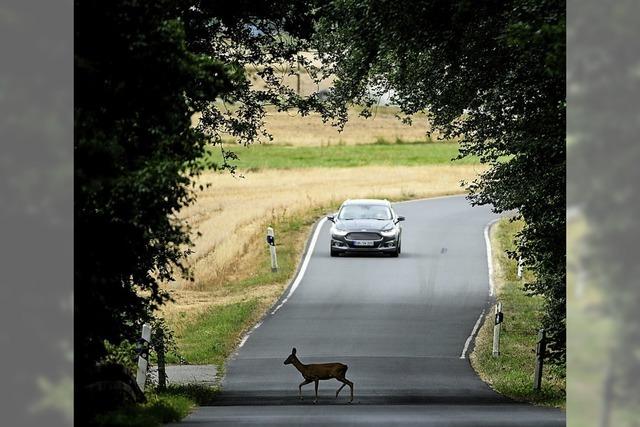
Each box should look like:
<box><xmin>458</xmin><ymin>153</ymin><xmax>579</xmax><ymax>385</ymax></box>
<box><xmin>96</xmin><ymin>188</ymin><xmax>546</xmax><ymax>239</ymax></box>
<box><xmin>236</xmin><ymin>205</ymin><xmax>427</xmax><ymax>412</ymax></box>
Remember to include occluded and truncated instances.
<box><xmin>161</xmin><ymin>164</ymin><xmax>485</xmax><ymax>346</ymax></box>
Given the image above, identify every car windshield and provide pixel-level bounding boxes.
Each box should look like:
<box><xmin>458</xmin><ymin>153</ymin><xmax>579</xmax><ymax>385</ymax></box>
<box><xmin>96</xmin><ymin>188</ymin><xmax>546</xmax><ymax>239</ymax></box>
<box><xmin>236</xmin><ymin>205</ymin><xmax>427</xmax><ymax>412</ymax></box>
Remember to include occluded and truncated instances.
<box><xmin>338</xmin><ymin>204</ymin><xmax>392</xmax><ymax>220</ymax></box>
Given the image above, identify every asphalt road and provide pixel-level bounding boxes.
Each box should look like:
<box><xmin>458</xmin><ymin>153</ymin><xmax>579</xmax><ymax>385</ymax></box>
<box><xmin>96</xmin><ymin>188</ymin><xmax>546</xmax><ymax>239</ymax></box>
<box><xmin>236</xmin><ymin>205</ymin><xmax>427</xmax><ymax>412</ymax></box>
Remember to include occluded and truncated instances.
<box><xmin>171</xmin><ymin>196</ymin><xmax>565</xmax><ymax>426</ymax></box>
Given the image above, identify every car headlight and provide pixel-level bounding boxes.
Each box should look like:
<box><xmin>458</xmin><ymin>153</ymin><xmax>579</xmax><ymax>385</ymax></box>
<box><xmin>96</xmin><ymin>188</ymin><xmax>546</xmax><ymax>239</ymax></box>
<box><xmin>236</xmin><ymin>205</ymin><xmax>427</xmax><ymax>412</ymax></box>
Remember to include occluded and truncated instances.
<box><xmin>331</xmin><ymin>226</ymin><xmax>348</xmax><ymax>237</ymax></box>
<box><xmin>380</xmin><ymin>228</ymin><xmax>397</xmax><ymax>237</ymax></box>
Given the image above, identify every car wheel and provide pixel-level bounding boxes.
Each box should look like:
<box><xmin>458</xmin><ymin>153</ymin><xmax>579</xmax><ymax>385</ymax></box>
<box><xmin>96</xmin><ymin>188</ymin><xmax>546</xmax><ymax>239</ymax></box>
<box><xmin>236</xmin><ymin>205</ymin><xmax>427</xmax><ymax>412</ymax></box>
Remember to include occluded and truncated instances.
<box><xmin>390</xmin><ymin>246</ymin><xmax>399</xmax><ymax>257</ymax></box>
<box><xmin>330</xmin><ymin>248</ymin><xmax>339</xmax><ymax>257</ymax></box>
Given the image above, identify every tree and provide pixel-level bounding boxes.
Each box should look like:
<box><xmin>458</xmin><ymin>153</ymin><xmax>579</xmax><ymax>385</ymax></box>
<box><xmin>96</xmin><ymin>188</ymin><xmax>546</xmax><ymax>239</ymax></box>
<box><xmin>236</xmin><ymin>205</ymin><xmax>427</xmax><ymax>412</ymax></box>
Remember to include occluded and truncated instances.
<box><xmin>312</xmin><ymin>0</ymin><xmax>566</xmax><ymax>361</ymax></box>
<box><xmin>75</xmin><ymin>0</ymin><xmax>324</xmax><ymax>416</ymax></box>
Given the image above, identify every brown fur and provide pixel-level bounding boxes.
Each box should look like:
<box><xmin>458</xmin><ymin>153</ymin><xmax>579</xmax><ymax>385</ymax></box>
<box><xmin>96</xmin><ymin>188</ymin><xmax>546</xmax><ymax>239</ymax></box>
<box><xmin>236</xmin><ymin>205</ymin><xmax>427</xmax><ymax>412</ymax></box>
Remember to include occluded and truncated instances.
<box><xmin>284</xmin><ymin>347</ymin><xmax>354</xmax><ymax>403</ymax></box>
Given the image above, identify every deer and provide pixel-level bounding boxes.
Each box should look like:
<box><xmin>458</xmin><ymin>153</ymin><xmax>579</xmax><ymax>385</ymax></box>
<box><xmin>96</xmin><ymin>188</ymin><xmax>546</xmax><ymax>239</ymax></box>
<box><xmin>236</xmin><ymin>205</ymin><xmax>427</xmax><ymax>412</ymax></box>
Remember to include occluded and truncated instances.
<box><xmin>283</xmin><ymin>347</ymin><xmax>354</xmax><ymax>404</ymax></box>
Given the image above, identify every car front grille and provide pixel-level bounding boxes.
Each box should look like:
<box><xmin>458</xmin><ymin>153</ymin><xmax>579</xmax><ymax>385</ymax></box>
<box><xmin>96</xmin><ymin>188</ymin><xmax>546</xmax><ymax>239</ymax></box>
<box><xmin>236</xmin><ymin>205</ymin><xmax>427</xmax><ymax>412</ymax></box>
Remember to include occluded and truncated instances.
<box><xmin>346</xmin><ymin>232</ymin><xmax>381</xmax><ymax>240</ymax></box>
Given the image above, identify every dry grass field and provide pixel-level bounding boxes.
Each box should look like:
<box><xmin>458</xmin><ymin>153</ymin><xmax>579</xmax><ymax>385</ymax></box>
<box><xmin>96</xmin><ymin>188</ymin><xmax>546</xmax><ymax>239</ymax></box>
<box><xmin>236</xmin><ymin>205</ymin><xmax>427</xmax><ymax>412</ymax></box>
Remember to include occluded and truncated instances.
<box><xmin>195</xmin><ymin>62</ymin><xmax>438</xmax><ymax>146</ymax></box>
<box><xmin>192</xmin><ymin>106</ymin><xmax>436</xmax><ymax>147</ymax></box>
<box><xmin>260</xmin><ymin>109</ymin><xmax>433</xmax><ymax>146</ymax></box>
<box><xmin>166</xmin><ymin>93</ymin><xmax>478</xmax><ymax>363</ymax></box>
<box><xmin>161</xmin><ymin>164</ymin><xmax>485</xmax><ymax>345</ymax></box>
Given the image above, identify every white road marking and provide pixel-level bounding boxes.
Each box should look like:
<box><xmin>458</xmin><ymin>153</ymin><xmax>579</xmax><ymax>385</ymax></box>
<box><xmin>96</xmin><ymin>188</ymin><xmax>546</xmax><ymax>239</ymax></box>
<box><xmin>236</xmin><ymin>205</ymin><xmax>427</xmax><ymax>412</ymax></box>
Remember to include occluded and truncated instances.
<box><xmin>458</xmin><ymin>217</ymin><xmax>500</xmax><ymax>358</ymax></box>
<box><xmin>258</xmin><ymin>195</ymin><xmax>464</xmax><ymax>312</ymax></box>
<box><xmin>238</xmin><ymin>321</ymin><xmax>263</xmax><ymax>349</ymax></box>
<box><xmin>484</xmin><ymin>218</ymin><xmax>500</xmax><ymax>296</ymax></box>
<box><xmin>460</xmin><ymin>309</ymin><xmax>485</xmax><ymax>359</ymax></box>
<box><xmin>237</xmin><ymin>218</ymin><xmax>328</xmax><ymax>351</ymax></box>
<box><xmin>238</xmin><ymin>197</ymin><xmax>498</xmax><ymax>357</ymax></box>
<box><xmin>270</xmin><ymin>217</ymin><xmax>328</xmax><ymax>315</ymax></box>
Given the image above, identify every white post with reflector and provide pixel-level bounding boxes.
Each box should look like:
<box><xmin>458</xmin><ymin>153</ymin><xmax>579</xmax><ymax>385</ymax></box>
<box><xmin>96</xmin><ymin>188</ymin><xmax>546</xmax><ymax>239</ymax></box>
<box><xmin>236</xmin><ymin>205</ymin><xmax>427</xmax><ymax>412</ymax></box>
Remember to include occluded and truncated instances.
<box><xmin>492</xmin><ymin>302</ymin><xmax>503</xmax><ymax>357</ymax></box>
<box><xmin>136</xmin><ymin>323</ymin><xmax>152</xmax><ymax>391</ymax></box>
<box><xmin>267</xmin><ymin>227</ymin><xmax>278</xmax><ymax>272</ymax></box>
<box><xmin>517</xmin><ymin>257</ymin><xmax>523</xmax><ymax>279</ymax></box>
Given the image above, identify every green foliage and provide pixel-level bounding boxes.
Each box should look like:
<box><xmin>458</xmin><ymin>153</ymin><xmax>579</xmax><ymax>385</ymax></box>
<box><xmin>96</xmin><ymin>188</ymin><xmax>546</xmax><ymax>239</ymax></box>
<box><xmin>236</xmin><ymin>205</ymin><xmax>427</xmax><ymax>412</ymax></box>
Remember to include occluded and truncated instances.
<box><xmin>472</xmin><ymin>219</ymin><xmax>565</xmax><ymax>407</ymax></box>
<box><xmin>93</xmin><ymin>393</ymin><xmax>193</xmax><ymax>427</ymax></box>
<box><xmin>91</xmin><ymin>384</ymin><xmax>218</xmax><ymax>426</ymax></box>
<box><xmin>312</xmin><ymin>0</ymin><xmax>566</xmax><ymax>362</ymax></box>
<box><xmin>150</xmin><ymin>317</ymin><xmax>185</xmax><ymax>365</ymax></box>
<box><xmin>202</xmin><ymin>141</ymin><xmax>477</xmax><ymax>170</ymax></box>
<box><xmin>101</xmin><ymin>340</ymin><xmax>138</xmax><ymax>374</ymax></box>
<box><xmin>75</xmin><ymin>0</ymin><xmax>329</xmax><ymax>416</ymax></box>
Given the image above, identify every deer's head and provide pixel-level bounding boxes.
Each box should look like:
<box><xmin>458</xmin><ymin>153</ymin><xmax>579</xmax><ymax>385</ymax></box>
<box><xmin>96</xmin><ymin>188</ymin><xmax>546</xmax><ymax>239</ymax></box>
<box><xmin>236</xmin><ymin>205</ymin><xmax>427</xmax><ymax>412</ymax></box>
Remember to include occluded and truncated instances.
<box><xmin>284</xmin><ymin>347</ymin><xmax>297</xmax><ymax>365</ymax></box>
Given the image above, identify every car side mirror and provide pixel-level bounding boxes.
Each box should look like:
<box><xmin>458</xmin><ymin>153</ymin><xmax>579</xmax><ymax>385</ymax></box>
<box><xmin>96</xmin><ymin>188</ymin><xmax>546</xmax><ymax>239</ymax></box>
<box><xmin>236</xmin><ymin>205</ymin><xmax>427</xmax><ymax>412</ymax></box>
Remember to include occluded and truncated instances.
<box><xmin>396</xmin><ymin>216</ymin><xmax>405</xmax><ymax>222</ymax></box>
<box><xmin>327</xmin><ymin>215</ymin><xmax>335</xmax><ymax>223</ymax></box>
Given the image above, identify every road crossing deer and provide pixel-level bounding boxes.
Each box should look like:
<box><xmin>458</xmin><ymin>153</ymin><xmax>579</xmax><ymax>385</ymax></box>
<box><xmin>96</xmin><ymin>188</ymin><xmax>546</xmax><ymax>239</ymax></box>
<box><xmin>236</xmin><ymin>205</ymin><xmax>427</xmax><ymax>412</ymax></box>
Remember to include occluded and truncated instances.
<box><xmin>284</xmin><ymin>347</ymin><xmax>354</xmax><ymax>404</ymax></box>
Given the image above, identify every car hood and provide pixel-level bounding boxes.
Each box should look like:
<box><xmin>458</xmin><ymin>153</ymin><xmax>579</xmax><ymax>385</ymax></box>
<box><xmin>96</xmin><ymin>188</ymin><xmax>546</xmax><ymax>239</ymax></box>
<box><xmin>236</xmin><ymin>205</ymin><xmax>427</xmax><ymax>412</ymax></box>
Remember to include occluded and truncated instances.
<box><xmin>335</xmin><ymin>219</ymin><xmax>394</xmax><ymax>232</ymax></box>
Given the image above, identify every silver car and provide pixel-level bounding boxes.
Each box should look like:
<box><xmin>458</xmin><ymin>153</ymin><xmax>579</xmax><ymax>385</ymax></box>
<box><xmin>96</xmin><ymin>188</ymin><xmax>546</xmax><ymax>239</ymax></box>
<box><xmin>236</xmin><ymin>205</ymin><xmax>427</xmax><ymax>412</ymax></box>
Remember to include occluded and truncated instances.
<box><xmin>328</xmin><ymin>199</ymin><xmax>405</xmax><ymax>257</ymax></box>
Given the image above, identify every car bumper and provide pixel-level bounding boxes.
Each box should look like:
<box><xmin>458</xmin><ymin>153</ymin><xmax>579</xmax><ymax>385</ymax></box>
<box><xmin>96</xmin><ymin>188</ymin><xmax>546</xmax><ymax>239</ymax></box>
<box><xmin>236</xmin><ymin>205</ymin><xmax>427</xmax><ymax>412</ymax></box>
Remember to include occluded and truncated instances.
<box><xmin>331</xmin><ymin>234</ymin><xmax>399</xmax><ymax>253</ymax></box>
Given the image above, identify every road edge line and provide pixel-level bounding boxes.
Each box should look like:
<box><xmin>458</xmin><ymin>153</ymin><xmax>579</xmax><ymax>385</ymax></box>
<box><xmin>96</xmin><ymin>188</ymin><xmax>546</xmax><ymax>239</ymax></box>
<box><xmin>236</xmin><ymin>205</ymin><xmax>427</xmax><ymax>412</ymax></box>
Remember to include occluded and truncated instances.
<box><xmin>460</xmin><ymin>217</ymin><xmax>501</xmax><ymax>359</ymax></box>
<box><xmin>237</xmin><ymin>197</ymin><xmax>492</xmax><ymax>354</ymax></box>
<box><xmin>235</xmin><ymin>216</ymin><xmax>328</xmax><ymax>352</ymax></box>
<box><xmin>460</xmin><ymin>309</ymin><xmax>486</xmax><ymax>359</ymax></box>
<box><xmin>484</xmin><ymin>218</ymin><xmax>500</xmax><ymax>297</ymax></box>
<box><xmin>270</xmin><ymin>217</ymin><xmax>328</xmax><ymax>315</ymax></box>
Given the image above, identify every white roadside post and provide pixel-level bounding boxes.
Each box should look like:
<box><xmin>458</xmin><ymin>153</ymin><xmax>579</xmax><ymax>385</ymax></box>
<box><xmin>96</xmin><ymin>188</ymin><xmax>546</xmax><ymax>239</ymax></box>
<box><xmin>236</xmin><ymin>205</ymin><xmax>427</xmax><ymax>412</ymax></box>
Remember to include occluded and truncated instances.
<box><xmin>517</xmin><ymin>256</ymin><xmax>523</xmax><ymax>280</ymax></box>
<box><xmin>136</xmin><ymin>323</ymin><xmax>152</xmax><ymax>391</ymax></box>
<box><xmin>267</xmin><ymin>227</ymin><xmax>278</xmax><ymax>272</ymax></box>
<box><xmin>492</xmin><ymin>302</ymin><xmax>503</xmax><ymax>357</ymax></box>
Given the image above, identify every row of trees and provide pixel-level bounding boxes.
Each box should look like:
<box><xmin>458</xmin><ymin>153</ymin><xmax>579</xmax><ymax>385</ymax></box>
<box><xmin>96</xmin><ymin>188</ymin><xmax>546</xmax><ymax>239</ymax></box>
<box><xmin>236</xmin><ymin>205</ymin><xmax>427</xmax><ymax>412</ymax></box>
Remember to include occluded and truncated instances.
<box><xmin>312</xmin><ymin>0</ymin><xmax>566</xmax><ymax>361</ymax></box>
<box><xmin>75</xmin><ymin>0</ymin><xmax>324</xmax><ymax>416</ymax></box>
<box><xmin>76</xmin><ymin>0</ymin><xmax>565</xmax><ymax>417</ymax></box>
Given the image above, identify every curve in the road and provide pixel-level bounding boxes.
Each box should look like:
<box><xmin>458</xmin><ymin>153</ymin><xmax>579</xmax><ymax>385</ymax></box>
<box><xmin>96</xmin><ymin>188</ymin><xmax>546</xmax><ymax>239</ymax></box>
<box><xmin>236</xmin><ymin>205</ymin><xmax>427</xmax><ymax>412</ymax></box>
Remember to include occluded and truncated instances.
<box><xmin>173</xmin><ymin>195</ymin><xmax>565</xmax><ymax>426</ymax></box>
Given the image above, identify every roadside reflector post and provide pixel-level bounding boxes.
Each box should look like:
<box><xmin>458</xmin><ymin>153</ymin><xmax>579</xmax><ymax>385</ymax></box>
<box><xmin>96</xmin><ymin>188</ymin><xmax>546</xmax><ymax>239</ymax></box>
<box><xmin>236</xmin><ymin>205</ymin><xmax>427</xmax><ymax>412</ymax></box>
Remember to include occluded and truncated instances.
<box><xmin>534</xmin><ymin>328</ymin><xmax>546</xmax><ymax>391</ymax></box>
<box><xmin>136</xmin><ymin>323</ymin><xmax>152</xmax><ymax>392</ymax></box>
<box><xmin>492</xmin><ymin>302</ymin><xmax>503</xmax><ymax>357</ymax></box>
<box><xmin>517</xmin><ymin>257</ymin><xmax>523</xmax><ymax>279</ymax></box>
<box><xmin>267</xmin><ymin>227</ymin><xmax>278</xmax><ymax>272</ymax></box>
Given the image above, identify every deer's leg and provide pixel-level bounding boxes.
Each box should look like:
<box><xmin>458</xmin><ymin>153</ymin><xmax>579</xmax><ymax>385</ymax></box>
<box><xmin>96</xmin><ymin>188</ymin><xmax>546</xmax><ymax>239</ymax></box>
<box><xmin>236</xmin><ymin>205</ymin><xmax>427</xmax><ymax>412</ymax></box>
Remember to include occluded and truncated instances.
<box><xmin>335</xmin><ymin>380</ymin><xmax>347</xmax><ymax>398</ymax></box>
<box><xmin>313</xmin><ymin>380</ymin><xmax>319</xmax><ymax>404</ymax></box>
<box><xmin>298</xmin><ymin>379</ymin><xmax>312</xmax><ymax>400</ymax></box>
<box><xmin>344</xmin><ymin>378</ymin><xmax>354</xmax><ymax>403</ymax></box>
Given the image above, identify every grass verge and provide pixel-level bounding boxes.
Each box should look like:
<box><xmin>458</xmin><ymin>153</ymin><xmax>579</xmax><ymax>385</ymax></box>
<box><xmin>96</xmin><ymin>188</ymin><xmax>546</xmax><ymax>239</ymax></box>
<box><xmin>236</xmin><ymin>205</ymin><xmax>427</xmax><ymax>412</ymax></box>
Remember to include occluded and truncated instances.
<box><xmin>92</xmin><ymin>384</ymin><xmax>218</xmax><ymax>427</ymax></box>
<box><xmin>165</xmin><ymin>203</ymin><xmax>338</xmax><ymax>364</ymax></box>
<box><xmin>168</xmin><ymin>191</ymin><xmax>478</xmax><ymax>365</ymax></box>
<box><xmin>162</xmin><ymin>164</ymin><xmax>483</xmax><ymax>366</ymax></box>
<box><xmin>470</xmin><ymin>217</ymin><xmax>566</xmax><ymax>408</ymax></box>
<box><xmin>202</xmin><ymin>140</ymin><xmax>479</xmax><ymax>170</ymax></box>
<box><xmin>166</xmin><ymin>299</ymin><xmax>259</xmax><ymax>365</ymax></box>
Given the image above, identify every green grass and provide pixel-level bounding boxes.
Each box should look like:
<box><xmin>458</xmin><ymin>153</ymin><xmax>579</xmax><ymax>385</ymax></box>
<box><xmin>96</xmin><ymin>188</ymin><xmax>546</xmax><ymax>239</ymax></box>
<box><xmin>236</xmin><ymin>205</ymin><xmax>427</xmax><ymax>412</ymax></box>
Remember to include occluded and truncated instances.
<box><xmin>168</xmin><ymin>204</ymin><xmax>337</xmax><ymax>365</ymax></box>
<box><xmin>161</xmin><ymin>384</ymin><xmax>219</xmax><ymax>405</ymax></box>
<box><xmin>470</xmin><ymin>218</ymin><xmax>566</xmax><ymax>407</ymax></box>
<box><xmin>202</xmin><ymin>139</ymin><xmax>479</xmax><ymax>170</ymax></box>
<box><xmin>92</xmin><ymin>384</ymin><xmax>219</xmax><ymax>427</ymax></box>
<box><xmin>167</xmin><ymin>299</ymin><xmax>260</xmax><ymax>365</ymax></box>
<box><xmin>93</xmin><ymin>393</ymin><xmax>193</xmax><ymax>427</ymax></box>
<box><xmin>231</xmin><ymin>204</ymin><xmax>334</xmax><ymax>291</ymax></box>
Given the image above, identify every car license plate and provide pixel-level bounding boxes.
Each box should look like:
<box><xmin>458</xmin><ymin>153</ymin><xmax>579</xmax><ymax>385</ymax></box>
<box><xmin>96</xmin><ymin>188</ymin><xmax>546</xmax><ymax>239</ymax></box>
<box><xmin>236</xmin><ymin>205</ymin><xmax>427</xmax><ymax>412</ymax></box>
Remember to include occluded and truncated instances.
<box><xmin>353</xmin><ymin>240</ymin><xmax>374</xmax><ymax>246</ymax></box>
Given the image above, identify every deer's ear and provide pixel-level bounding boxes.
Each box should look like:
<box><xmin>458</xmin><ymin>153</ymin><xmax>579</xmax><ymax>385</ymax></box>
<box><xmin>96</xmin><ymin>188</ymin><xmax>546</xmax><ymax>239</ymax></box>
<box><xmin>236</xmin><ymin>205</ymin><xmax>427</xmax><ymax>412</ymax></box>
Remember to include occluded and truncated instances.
<box><xmin>292</xmin><ymin>347</ymin><xmax>296</xmax><ymax>355</ymax></box>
